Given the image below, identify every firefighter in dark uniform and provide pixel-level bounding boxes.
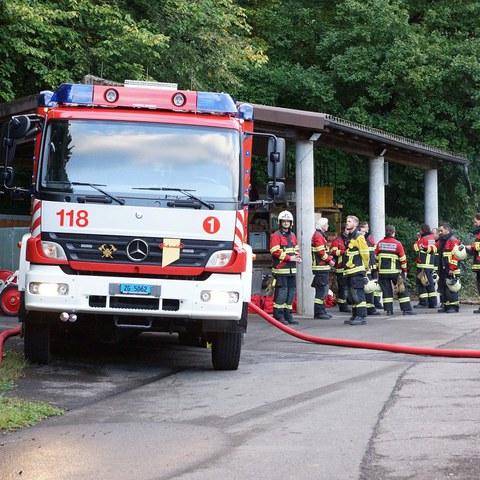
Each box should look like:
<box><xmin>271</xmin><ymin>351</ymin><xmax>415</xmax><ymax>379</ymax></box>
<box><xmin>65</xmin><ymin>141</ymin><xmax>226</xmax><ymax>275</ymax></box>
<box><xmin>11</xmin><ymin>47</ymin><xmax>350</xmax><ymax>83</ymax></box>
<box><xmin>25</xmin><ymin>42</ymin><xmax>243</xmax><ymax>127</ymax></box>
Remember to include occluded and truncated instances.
<box><xmin>466</xmin><ymin>213</ymin><xmax>480</xmax><ymax>313</ymax></box>
<box><xmin>311</xmin><ymin>217</ymin><xmax>335</xmax><ymax>319</ymax></box>
<box><xmin>343</xmin><ymin>215</ymin><xmax>370</xmax><ymax>325</ymax></box>
<box><xmin>330</xmin><ymin>224</ymin><xmax>351</xmax><ymax>313</ymax></box>
<box><xmin>269</xmin><ymin>210</ymin><xmax>302</xmax><ymax>325</ymax></box>
<box><xmin>375</xmin><ymin>225</ymin><xmax>416</xmax><ymax>315</ymax></box>
<box><xmin>359</xmin><ymin>221</ymin><xmax>380</xmax><ymax>315</ymax></box>
<box><xmin>434</xmin><ymin>222</ymin><xmax>461</xmax><ymax>313</ymax></box>
<box><xmin>413</xmin><ymin>223</ymin><xmax>438</xmax><ymax>309</ymax></box>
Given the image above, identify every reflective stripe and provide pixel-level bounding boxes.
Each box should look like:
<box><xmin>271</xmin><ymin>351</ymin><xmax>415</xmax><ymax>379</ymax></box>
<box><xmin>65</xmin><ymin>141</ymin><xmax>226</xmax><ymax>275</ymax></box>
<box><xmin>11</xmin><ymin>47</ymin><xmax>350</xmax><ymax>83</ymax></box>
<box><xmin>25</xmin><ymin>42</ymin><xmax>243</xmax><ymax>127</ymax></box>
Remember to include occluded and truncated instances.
<box><xmin>312</xmin><ymin>265</ymin><xmax>331</xmax><ymax>271</ymax></box>
<box><xmin>272</xmin><ymin>268</ymin><xmax>297</xmax><ymax>274</ymax></box>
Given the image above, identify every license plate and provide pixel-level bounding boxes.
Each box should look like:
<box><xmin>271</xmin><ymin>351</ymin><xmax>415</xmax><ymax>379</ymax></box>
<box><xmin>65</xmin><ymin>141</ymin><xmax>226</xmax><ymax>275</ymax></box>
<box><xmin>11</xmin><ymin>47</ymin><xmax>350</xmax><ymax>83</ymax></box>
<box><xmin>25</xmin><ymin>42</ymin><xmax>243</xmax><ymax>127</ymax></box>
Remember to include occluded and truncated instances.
<box><xmin>119</xmin><ymin>283</ymin><xmax>151</xmax><ymax>295</ymax></box>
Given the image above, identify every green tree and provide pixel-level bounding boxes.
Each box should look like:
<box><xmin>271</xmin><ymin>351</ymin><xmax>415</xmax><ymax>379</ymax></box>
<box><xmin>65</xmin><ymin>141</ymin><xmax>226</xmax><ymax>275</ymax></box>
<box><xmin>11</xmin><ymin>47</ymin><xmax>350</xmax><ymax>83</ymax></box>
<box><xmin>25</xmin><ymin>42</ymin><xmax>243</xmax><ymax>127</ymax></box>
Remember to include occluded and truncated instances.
<box><xmin>0</xmin><ymin>0</ymin><xmax>170</xmax><ymax>101</ymax></box>
<box><xmin>236</xmin><ymin>0</ymin><xmax>480</xmax><ymax>228</ymax></box>
<box><xmin>0</xmin><ymin>0</ymin><xmax>266</xmax><ymax>101</ymax></box>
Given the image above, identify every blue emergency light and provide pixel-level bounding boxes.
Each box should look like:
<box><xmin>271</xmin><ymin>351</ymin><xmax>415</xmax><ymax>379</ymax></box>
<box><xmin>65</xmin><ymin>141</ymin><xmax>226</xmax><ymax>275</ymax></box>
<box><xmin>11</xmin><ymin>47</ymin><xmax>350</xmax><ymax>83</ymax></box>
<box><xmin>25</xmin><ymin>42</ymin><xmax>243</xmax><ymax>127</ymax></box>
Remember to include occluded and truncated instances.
<box><xmin>197</xmin><ymin>92</ymin><xmax>237</xmax><ymax>114</ymax></box>
<box><xmin>50</xmin><ymin>84</ymin><xmax>94</xmax><ymax>105</ymax></box>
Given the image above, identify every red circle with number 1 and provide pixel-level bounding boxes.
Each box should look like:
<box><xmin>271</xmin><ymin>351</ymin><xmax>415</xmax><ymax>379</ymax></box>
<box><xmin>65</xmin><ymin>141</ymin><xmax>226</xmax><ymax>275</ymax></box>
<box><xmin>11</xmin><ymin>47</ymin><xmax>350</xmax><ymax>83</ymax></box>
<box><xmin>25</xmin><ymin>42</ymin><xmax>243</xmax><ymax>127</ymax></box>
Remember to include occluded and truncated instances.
<box><xmin>203</xmin><ymin>216</ymin><xmax>220</xmax><ymax>234</ymax></box>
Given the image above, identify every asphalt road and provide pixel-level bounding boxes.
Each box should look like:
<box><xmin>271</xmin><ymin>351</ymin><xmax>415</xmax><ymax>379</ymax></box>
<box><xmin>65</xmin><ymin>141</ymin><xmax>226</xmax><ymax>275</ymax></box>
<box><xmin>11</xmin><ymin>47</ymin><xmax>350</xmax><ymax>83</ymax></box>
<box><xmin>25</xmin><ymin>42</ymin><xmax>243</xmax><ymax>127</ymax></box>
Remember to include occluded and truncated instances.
<box><xmin>2</xmin><ymin>305</ymin><xmax>480</xmax><ymax>479</ymax></box>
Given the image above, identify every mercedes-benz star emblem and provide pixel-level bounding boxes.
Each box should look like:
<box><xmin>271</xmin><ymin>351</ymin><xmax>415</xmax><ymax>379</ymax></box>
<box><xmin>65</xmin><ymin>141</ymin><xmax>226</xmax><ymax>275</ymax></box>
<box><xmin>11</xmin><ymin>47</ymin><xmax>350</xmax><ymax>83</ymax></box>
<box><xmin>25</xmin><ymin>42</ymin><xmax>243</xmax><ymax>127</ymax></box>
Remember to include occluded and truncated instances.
<box><xmin>126</xmin><ymin>239</ymin><xmax>149</xmax><ymax>262</ymax></box>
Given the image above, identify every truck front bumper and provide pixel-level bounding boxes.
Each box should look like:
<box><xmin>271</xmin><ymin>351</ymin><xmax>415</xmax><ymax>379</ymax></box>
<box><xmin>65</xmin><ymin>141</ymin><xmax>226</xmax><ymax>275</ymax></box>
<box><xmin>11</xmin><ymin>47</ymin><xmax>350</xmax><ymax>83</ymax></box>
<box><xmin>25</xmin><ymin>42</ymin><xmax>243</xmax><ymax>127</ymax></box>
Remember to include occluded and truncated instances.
<box><xmin>24</xmin><ymin>265</ymin><xmax>248</xmax><ymax>321</ymax></box>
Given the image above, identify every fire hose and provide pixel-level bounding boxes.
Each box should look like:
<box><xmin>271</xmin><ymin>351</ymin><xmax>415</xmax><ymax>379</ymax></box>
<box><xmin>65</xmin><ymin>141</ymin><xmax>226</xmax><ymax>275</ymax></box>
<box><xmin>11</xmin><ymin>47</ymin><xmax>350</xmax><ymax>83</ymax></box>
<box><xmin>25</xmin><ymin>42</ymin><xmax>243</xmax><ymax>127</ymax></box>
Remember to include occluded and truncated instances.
<box><xmin>0</xmin><ymin>326</ymin><xmax>21</xmax><ymax>368</ymax></box>
<box><xmin>249</xmin><ymin>302</ymin><xmax>480</xmax><ymax>358</ymax></box>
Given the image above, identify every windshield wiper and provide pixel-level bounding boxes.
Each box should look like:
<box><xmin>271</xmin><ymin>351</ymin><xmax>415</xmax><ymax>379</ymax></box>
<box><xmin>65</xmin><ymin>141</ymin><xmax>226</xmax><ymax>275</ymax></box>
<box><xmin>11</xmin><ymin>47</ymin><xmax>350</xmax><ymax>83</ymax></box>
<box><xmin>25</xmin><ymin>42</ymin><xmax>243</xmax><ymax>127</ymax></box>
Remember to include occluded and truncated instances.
<box><xmin>71</xmin><ymin>182</ymin><xmax>125</xmax><ymax>205</ymax></box>
<box><xmin>133</xmin><ymin>187</ymin><xmax>215</xmax><ymax>210</ymax></box>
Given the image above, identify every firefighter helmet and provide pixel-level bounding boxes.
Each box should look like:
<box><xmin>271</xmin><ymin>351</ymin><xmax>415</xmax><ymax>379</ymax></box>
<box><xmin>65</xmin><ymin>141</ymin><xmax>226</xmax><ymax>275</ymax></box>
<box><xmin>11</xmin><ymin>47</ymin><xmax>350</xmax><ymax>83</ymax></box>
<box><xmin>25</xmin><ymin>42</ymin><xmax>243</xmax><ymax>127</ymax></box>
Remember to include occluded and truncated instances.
<box><xmin>446</xmin><ymin>276</ymin><xmax>461</xmax><ymax>292</ymax></box>
<box><xmin>278</xmin><ymin>210</ymin><xmax>294</xmax><ymax>225</ymax></box>
<box><xmin>364</xmin><ymin>279</ymin><xmax>381</xmax><ymax>294</ymax></box>
<box><xmin>453</xmin><ymin>244</ymin><xmax>468</xmax><ymax>260</ymax></box>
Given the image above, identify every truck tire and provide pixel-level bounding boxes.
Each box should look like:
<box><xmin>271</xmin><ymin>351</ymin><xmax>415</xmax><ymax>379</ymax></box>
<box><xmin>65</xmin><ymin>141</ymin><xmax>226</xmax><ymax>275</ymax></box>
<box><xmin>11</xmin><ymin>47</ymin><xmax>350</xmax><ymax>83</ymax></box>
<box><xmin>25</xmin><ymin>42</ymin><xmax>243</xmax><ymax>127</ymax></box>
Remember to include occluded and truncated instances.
<box><xmin>0</xmin><ymin>284</ymin><xmax>20</xmax><ymax>317</ymax></box>
<box><xmin>211</xmin><ymin>332</ymin><xmax>242</xmax><ymax>370</ymax></box>
<box><xmin>24</xmin><ymin>317</ymin><xmax>51</xmax><ymax>364</ymax></box>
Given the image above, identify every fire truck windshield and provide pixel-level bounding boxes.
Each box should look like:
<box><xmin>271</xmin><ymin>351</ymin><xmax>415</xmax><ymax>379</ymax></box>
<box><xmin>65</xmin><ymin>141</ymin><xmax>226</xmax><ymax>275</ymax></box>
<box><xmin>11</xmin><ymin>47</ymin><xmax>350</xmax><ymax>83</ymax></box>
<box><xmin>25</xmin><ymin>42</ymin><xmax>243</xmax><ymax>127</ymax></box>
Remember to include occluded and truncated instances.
<box><xmin>39</xmin><ymin>120</ymin><xmax>241</xmax><ymax>201</ymax></box>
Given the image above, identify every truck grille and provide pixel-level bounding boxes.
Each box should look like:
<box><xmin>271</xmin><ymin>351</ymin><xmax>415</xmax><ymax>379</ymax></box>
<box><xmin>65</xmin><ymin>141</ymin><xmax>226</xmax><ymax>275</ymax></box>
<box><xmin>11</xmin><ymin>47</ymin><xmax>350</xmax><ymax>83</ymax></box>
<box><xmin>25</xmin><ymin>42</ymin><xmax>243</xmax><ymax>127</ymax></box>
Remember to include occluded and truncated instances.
<box><xmin>44</xmin><ymin>232</ymin><xmax>232</xmax><ymax>268</ymax></box>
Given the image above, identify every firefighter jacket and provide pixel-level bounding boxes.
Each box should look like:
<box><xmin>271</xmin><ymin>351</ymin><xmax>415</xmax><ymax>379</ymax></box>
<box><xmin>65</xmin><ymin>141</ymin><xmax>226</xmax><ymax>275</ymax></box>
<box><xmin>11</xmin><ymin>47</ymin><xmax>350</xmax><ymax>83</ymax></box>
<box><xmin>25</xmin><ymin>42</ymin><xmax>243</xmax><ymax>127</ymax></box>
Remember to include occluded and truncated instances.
<box><xmin>435</xmin><ymin>232</ymin><xmax>461</xmax><ymax>275</ymax></box>
<box><xmin>413</xmin><ymin>232</ymin><xmax>437</xmax><ymax>269</ymax></box>
<box><xmin>270</xmin><ymin>228</ymin><xmax>300</xmax><ymax>275</ymax></box>
<box><xmin>344</xmin><ymin>229</ymin><xmax>370</xmax><ymax>276</ymax></box>
<box><xmin>375</xmin><ymin>236</ymin><xmax>407</xmax><ymax>275</ymax></box>
<box><xmin>365</xmin><ymin>234</ymin><xmax>377</xmax><ymax>271</ymax></box>
<box><xmin>330</xmin><ymin>233</ymin><xmax>347</xmax><ymax>274</ymax></box>
<box><xmin>311</xmin><ymin>229</ymin><xmax>333</xmax><ymax>273</ymax></box>
<box><xmin>470</xmin><ymin>226</ymin><xmax>480</xmax><ymax>272</ymax></box>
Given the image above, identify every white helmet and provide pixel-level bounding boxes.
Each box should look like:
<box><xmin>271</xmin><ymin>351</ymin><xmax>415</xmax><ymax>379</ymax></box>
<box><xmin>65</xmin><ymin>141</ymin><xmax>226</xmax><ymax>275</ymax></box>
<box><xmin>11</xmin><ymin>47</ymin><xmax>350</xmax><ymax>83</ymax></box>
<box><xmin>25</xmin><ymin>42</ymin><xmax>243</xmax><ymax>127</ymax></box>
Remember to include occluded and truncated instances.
<box><xmin>446</xmin><ymin>276</ymin><xmax>461</xmax><ymax>292</ymax></box>
<box><xmin>364</xmin><ymin>279</ymin><xmax>381</xmax><ymax>294</ymax></box>
<box><xmin>453</xmin><ymin>244</ymin><xmax>468</xmax><ymax>260</ymax></box>
<box><xmin>278</xmin><ymin>210</ymin><xmax>294</xmax><ymax>225</ymax></box>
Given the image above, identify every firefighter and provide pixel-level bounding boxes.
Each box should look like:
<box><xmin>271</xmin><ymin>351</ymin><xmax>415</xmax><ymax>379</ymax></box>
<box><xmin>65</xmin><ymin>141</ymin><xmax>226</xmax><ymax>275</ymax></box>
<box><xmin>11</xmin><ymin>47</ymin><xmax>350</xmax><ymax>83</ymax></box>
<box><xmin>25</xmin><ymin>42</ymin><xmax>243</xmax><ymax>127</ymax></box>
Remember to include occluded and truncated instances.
<box><xmin>375</xmin><ymin>225</ymin><xmax>416</xmax><ymax>315</ymax></box>
<box><xmin>311</xmin><ymin>217</ymin><xmax>335</xmax><ymax>319</ymax></box>
<box><xmin>359</xmin><ymin>221</ymin><xmax>381</xmax><ymax>315</ymax></box>
<box><xmin>465</xmin><ymin>213</ymin><xmax>480</xmax><ymax>313</ymax></box>
<box><xmin>269</xmin><ymin>210</ymin><xmax>302</xmax><ymax>325</ymax></box>
<box><xmin>330</xmin><ymin>224</ymin><xmax>351</xmax><ymax>313</ymax></box>
<box><xmin>433</xmin><ymin>222</ymin><xmax>461</xmax><ymax>313</ymax></box>
<box><xmin>412</xmin><ymin>223</ymin><xmax>438</xmax><ymax>309</ymax></box>
<box><xmin>343</xmin><ymin>215</ymin><xmax>370</xmax><ymax>325</ymax></box>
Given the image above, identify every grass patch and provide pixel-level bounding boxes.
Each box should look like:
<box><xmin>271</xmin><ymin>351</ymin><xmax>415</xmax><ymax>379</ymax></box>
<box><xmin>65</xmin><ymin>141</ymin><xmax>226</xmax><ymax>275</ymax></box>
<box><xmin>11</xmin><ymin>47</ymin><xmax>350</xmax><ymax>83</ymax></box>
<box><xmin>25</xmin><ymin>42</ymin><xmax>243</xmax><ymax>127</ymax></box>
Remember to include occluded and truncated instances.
<box><xmin>0</xmin><ymin>350</ymin><xmax>27</xmax><ymax>392</ymax></box>
<box><xmin>0</xmin><ymin>397</ymin><xmax>63</xmax><ymax>431</ymax></box>
<box><xmin>1</xmin><ymin>350</ymin><xmax>64</xmax><ymax>432</ymax></box>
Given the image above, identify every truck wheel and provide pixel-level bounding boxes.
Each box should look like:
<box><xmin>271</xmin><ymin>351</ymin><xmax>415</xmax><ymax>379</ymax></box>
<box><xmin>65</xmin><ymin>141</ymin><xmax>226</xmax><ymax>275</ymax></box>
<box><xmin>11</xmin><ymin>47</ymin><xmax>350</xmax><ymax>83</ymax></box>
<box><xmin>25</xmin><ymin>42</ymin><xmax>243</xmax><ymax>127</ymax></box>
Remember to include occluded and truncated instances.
<box><xmin>0</xmin><ymin>284</ymin><xmax>20</xmax><ymax>316</ymax></box>
<box><xmin>211</xmin><ymin>332</ymin><xmax>242</xmax><ymax>370</ymax></box>
<box><xmin>24</xmin><ymin>318</ymin><xmax>51</xmax><ymax>364</ymax></box>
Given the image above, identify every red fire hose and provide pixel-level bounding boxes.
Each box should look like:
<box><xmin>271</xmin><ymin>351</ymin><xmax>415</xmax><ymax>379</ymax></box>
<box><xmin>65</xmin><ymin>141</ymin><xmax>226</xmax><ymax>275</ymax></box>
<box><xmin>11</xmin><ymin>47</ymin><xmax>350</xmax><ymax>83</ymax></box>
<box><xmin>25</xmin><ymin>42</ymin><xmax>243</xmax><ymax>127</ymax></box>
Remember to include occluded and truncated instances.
<box><xmin>0</xmin><ymin>326</ymin><xmax>21</xmax><ymax>368</ymax></box>
<box><xmin>249</xmin><ymin>302</ymin><xmax>480</xmax><ymax>358</ymax></box>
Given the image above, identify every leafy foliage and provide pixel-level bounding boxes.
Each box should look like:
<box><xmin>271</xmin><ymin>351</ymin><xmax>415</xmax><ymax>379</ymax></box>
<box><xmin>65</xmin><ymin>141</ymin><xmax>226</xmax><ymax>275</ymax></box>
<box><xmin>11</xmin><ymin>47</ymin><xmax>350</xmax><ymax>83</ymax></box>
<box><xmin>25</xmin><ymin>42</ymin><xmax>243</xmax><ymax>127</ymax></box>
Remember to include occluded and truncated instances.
<box><xmin>235</xmin><ymin>0</ymin><xmax>480</xmax><ymax>229</ymax></box>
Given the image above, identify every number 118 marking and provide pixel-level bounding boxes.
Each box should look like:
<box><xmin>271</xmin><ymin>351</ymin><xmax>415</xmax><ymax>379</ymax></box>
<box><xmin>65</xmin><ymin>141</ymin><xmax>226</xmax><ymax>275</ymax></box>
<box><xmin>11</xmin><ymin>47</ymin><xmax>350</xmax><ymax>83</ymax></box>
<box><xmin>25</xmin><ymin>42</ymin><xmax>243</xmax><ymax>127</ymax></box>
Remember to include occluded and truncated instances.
<box><xmin>56</xmin><ymin>209</ymin><xmax>89</xmax><ymax>228</ymax></box>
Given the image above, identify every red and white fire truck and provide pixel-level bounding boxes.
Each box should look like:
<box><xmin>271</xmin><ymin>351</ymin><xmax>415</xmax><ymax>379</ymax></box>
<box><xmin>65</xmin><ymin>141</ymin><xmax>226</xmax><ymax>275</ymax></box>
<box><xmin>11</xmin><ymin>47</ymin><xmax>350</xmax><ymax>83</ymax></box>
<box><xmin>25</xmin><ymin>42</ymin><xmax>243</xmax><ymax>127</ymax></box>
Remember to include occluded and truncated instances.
<box><xmin>0</xmin><ymin>81</ymin><xmax>285</xmax><ymax>370</ymax></box>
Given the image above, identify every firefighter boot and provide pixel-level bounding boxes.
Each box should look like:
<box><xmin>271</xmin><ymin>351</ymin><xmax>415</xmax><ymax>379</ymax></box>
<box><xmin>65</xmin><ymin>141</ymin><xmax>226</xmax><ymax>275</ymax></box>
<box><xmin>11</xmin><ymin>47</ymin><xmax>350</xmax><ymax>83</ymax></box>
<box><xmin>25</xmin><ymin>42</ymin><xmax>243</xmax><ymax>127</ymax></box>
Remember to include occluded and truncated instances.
<box><xmin>273</xmin><ymin>308</ymin><xmax>288</xmax><ymax>325</ymax></box>
<box><xmin>348</xmin><ymin>316</ymin><xmax>366</xmax><ymax>325</ymax></box>
<box><xmin>285</xmin><ymin>310</ymin><xmax>299</xmax><ymax>325</ymax></box>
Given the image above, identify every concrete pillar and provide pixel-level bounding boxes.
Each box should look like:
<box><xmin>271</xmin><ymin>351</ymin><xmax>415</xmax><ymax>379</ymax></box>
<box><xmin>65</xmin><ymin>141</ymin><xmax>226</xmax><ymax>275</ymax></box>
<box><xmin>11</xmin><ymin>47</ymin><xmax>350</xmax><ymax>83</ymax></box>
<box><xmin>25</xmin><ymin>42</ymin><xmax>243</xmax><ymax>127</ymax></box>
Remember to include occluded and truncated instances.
<box><xmin>424</xmin><ymin>169</ymin><xmax>438</xmax><ymax>228</ymax></box>
<box><xmin>295</xmin><ymin>140</ymin><xmax>315</xmax><ymax>317</ymax></box>
<box><xmin>369</xmin><ymin>156</ymin><xmax>386</xmax><ymax>242</ymax></box>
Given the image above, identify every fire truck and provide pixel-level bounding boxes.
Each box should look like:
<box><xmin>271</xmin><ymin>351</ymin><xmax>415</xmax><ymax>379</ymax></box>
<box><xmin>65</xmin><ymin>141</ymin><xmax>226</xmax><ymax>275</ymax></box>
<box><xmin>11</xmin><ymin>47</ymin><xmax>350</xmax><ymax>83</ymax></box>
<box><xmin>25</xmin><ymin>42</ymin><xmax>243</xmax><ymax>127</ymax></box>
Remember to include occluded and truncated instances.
<box><xmin>0</xmin><ymin>81</ymin><xmax>285</xmax><ymax>370</ymax></box>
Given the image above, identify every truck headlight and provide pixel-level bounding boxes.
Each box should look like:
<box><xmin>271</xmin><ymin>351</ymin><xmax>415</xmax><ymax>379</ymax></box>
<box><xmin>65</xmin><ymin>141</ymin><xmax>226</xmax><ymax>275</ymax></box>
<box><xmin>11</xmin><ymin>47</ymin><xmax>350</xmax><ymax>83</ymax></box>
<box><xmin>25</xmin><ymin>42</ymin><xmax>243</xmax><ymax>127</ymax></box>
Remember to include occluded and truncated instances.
<box><xmin>206</xmin><ymin>250</ymin><xmax>232</xmax><ymax>267</ymax></box>
<box><xmin>29</xmin><ymin>283</ymin><xmax>69</xmax><ymax>296</ymax></box>
<box><xmin>200</xmin><ymin>290</ymin><xmax>239</xmax><ymax>304</ymax></box>
<box><xmin>41</xmin><ymin>241</ymin><xmax>67</xmax><ymax>260</ymax></box>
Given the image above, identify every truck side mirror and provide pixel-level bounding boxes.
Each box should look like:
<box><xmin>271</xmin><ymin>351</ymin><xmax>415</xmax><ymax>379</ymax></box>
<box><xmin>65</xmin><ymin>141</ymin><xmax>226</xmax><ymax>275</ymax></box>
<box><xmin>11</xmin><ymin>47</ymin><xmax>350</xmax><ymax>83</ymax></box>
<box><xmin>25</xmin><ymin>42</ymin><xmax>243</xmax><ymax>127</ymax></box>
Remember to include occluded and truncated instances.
<box><xmin>9</xmin><ymin>116</ymin><xmax>32</xmax><ymax>139</ymax></box>
<box><xmin>266</xmin><ymin>181</ymin><xmax>285</xmax><ymax>201</ymax></box>
<box><xmin>267</xmin><ymin>137</ymin><xmax>285</xmax><ymax>180</ymax></box>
